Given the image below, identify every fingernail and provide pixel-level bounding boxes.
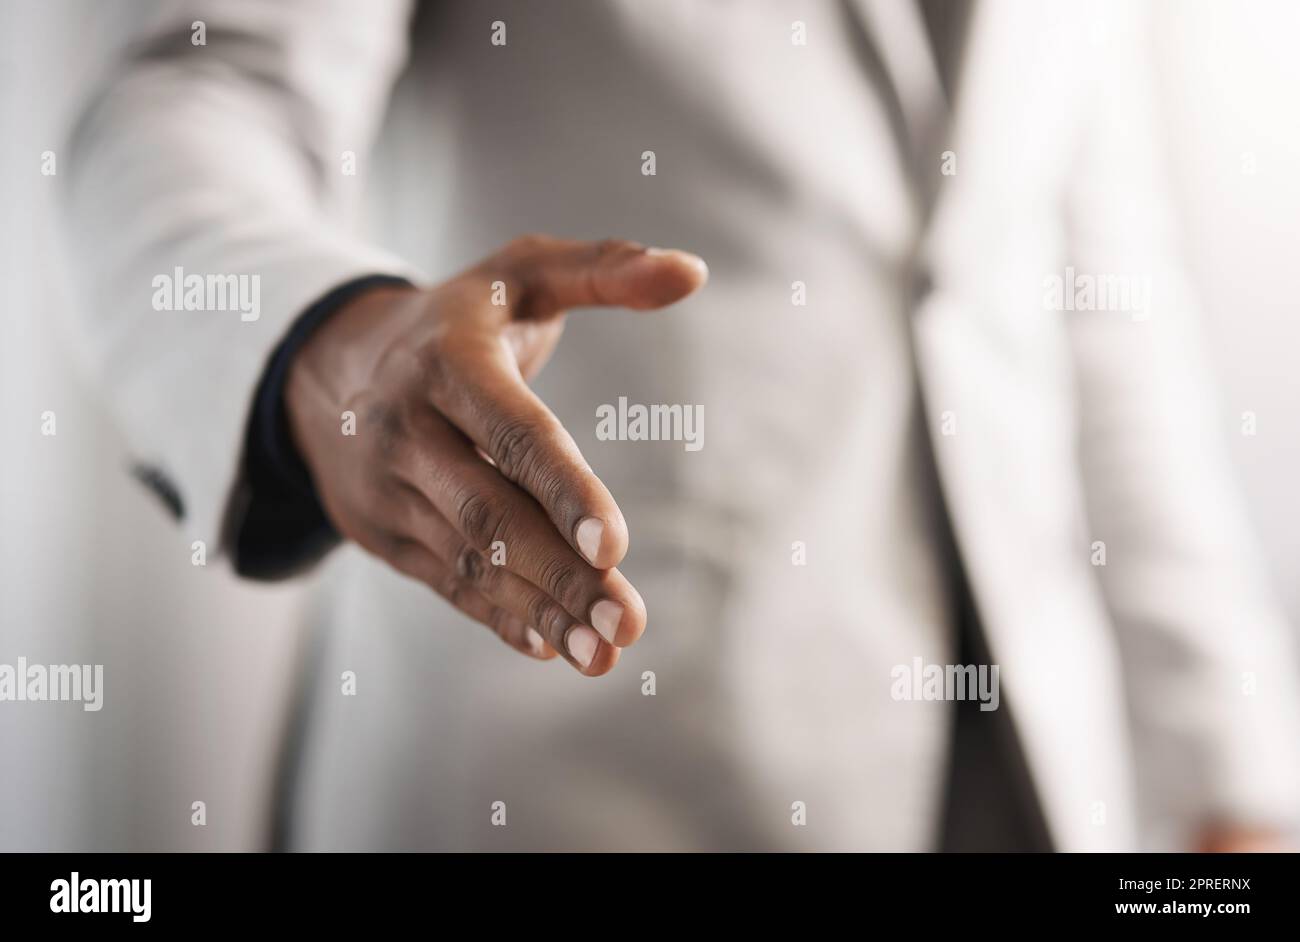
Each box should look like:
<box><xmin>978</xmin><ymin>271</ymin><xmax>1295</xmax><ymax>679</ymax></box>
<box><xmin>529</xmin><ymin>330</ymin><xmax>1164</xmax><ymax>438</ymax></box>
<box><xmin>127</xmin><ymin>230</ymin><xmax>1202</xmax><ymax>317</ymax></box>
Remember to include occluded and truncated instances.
<box><xmin>565</xmin><ymin>625</ymin><xmax>600</xmax><ymax>669</ymax></box>
<box><xmin>575</xmin><ymin>516</ymin><xmax>605</xmax><ymax>566</ymax></box>
<box><xmin>590</xmin><ymin>599</ymin><xmax>624</xmax><ymax>645</ymax></box>
<box><xmin>525</xmin><ymin>626</ymin><xmax>545</xmax><ymax>656</ymax></box>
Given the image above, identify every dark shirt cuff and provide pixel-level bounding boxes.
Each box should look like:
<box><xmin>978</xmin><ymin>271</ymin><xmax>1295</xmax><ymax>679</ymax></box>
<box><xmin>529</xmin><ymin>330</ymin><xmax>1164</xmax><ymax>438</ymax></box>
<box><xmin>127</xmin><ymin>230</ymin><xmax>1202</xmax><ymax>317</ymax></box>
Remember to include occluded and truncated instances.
<box><xmin>234</xmin><ymin>274</ymin><xmax>414</xmax><ymax>579</ymax></box>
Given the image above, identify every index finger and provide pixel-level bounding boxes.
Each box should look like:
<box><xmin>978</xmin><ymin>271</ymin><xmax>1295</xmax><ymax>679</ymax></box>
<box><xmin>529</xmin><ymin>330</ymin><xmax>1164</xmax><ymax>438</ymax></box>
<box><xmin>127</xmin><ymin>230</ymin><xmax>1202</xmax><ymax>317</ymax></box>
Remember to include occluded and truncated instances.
<box><xmin>433</xmin><ymin>338</ymin><xmax>629</xmax><ymax>569</ymax></box>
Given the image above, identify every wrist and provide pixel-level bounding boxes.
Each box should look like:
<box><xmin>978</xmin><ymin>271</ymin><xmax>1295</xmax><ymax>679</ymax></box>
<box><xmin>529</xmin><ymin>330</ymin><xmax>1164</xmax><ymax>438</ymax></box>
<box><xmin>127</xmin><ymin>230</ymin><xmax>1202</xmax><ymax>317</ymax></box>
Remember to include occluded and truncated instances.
<box><xmin>283</xmin><ymin>281</ymin><xmax>418</xmax><ymax>476</ymax></box>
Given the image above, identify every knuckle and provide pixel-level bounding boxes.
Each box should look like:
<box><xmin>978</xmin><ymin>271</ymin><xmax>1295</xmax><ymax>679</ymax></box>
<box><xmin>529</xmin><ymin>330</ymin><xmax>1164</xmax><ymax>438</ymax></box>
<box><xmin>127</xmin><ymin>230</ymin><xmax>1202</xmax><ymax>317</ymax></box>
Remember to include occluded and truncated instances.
<box><xmin>453</xmin><ymin>543</ymin><xmax>487</xmax><ymax>585</ymax></box>
<box><xmin>487</xmin><ymin>415</ymin><xmax>543</xmax><ymax>484</ymax></box>
<box><xmin>454</xmin><ymin>488</ymin><xmax>514</xmax><ymax>552</ymax></box>
<box><xmin>454</xmin><ymin>490</ymin><xmax>500</xmax><ymax>548</ymax></box>
<box><xmin>537</xmin><ymin>552</ymin><xmax>582</xmax><ymax>610</ymax></box>
<box><xmin>539</xmin><ymin>599</ymin><xmax>572</xmax><ymax>647</ymax></box>
<box><xmin>499</xmin><ymin>235</ymin><xmax>553</xmax><ymax>303</ymax></box>
<box><xmin>526</xmin><ymin>593</ymin><xmax>556</xmax><ymax>634</ymax></box>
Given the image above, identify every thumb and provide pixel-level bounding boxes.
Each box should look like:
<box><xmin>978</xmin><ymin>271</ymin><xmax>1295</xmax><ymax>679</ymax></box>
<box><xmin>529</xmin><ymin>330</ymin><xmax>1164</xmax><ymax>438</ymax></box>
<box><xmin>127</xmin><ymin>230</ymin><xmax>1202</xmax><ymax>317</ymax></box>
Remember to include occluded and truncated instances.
<box><xmin>489</xmin><ymin>235</ymin><xmax>708</xmax><ymax>320</ymax></box>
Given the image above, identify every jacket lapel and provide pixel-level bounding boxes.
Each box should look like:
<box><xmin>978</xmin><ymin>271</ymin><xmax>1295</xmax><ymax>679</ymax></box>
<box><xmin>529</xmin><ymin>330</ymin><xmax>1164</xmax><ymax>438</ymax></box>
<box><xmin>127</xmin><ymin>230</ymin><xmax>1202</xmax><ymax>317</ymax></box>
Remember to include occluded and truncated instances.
<box><xmin>844</xmin><ymin>0</ymin><xmax>966</xmax><ymax>219</ymax></box>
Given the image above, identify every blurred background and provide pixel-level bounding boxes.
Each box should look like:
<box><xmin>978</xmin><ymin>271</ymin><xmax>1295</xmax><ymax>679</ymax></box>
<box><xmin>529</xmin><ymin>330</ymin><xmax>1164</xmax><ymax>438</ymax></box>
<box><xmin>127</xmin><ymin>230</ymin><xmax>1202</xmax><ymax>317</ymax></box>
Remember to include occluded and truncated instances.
<box><xmin>2</xmin><ymin>0</ymin><xmax>1298</xmax><ymax>850</ymax></box>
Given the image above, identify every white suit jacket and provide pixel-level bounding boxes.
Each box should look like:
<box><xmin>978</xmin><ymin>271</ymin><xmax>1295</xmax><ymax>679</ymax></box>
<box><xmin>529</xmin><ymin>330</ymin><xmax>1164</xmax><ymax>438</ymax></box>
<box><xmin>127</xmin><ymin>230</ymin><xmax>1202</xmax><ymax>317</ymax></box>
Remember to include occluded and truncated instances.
<box><xmin>62</xmin><ymin>0</ymin><xmax>1300</xmax><ymax>850</ymax></box>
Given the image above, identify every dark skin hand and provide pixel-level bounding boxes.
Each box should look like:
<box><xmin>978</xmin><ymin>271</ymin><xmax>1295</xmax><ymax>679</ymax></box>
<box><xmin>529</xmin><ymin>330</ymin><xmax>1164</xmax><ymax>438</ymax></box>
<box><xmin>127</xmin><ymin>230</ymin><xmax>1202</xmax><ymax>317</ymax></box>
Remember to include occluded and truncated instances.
<box><xmin>285</xmin><ymin>235</ymin><xmax>708</xmax><ymax>676</ymax></box>
<box><xmin>283</xmin><ymin>236</ymin><xmax>1289</xmax><ymax>850</ymax></box>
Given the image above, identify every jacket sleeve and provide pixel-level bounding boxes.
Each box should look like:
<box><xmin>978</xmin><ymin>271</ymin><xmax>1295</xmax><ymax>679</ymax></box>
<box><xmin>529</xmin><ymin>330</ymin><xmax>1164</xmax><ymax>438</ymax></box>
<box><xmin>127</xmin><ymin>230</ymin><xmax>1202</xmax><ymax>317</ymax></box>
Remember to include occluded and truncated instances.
<box><xmin>59</xmin><ymin>0</ymin><xmax>420</xmax><ymax>571</ymax></box>
<box><xmin>1063</xmin><ymin>4</ymin><xmax>1300</xmax><ymax>847</ymax></box>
